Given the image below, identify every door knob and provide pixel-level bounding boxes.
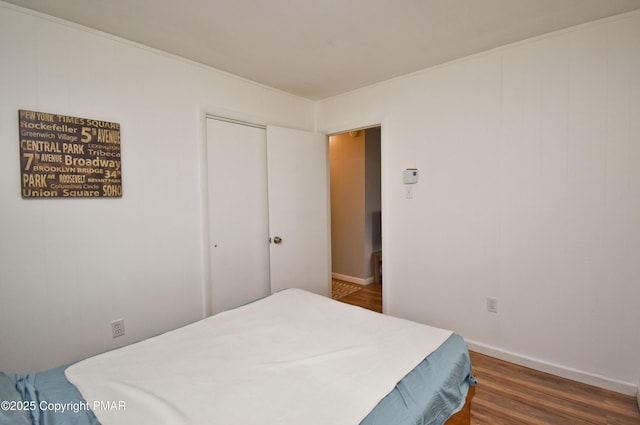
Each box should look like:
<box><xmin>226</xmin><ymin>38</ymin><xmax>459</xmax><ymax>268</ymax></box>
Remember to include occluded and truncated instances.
<box><xmin>273</xmin><ymin>236</ymin><xmax>282</xmax><ymax>244</ymax></box>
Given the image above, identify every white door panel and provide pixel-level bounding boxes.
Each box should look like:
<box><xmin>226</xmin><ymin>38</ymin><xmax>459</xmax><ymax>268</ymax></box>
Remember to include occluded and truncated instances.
<box><xmin>266</xmin><ymin>126</ymin><xmax>330</xmax><ymax>297</ymax></box>
<box><xmin>206</xmin><ymin>119</ymin><xmax>270</xmax><ymax>314</ymax></box>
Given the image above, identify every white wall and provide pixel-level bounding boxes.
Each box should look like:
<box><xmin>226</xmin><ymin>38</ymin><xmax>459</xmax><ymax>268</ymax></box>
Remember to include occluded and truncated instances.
<box><xmin>2</xmin><ymin>1</ymin><xmax>638</xmax><ymax>397</ymax></box>
<box><xmin>318</xmin><ymin>12</ymin><xmax>640</xmax><ymax>394</ymax></box>
<box><xmin>0</xmin><ymin>2</ymin><xmax>315</xmax><ymax>373</ymax></box>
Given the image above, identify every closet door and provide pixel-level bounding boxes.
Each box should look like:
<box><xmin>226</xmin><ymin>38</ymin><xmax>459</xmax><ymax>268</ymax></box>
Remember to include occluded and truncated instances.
<box><xmin>267</xmin><ymin>126</ymin><xmax>330</xmax><ymax>297</ymax></box>
<box><xmin>206</xmin><ymin>118</ymin><xmax>270</xmax><ymax>314</ymax></box>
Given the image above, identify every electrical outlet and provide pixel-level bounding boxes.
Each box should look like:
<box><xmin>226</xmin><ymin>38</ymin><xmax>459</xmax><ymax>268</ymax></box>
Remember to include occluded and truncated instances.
<box><xmin>111</xmin><ymin>319</ymin><xmax>125</xmax><ymax>338</ymax></box>
<box><xmin>405</xmin><ymin>185</ymin><xmax>414</xmax><ymax>199</ymax></box>
<box><xmin>486</xmin><ymin>297</ymin><xmax>498</xmax><ymax>314</ymax></box>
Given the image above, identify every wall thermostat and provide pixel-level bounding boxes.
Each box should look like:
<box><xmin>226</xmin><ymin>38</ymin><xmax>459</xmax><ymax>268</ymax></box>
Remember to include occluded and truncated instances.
<box><xmin>403</xmin><ymin>168</ymin><xmax>418</xmax><ymax>184</ymax></box>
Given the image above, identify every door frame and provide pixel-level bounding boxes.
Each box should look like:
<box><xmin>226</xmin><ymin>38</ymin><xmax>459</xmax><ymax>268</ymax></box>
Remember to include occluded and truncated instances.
<box><xmin>326</xmin><ymin>121</ymin><xmax>386</xmax><ymax>313</ymax></box>
<box><xmin>198</xmin><ymin>106</ymin><xmax>333</xmax><ymax>317</ymax></box>
<box><xmin>198</xmin><ymin>106</ymin><xmax>387</xmax><ymax>316</ymax></box>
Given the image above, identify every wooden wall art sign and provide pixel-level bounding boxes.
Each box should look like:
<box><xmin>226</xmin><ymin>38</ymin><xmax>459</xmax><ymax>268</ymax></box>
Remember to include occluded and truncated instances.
<box><xmin>18</xmin><ymin>110</ymin><xmax>122</xmax><ymax>198</ymax></box>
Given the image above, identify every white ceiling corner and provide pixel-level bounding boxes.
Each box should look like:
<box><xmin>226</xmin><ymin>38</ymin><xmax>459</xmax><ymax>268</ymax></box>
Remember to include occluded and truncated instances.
<box><xmin>4</xmin><ymin>0</ymin><xmax>640</xmax><ymax>100</ymax></box>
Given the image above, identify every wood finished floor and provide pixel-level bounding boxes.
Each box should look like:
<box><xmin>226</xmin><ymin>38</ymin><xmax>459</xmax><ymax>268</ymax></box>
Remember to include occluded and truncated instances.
<box><xmin>334</xmin><ymin>282</ymin><xmax>382</xmax><ymax>313</ymax></box>
<box><xmin>470</xmin><ymin>351</ymin><xmax>640</xmax><ymax>425</ymax></box>
<box><xmin>333</xmin><ymin>282</ymin><xmax>640</xmax><ymax>424</ymax></box>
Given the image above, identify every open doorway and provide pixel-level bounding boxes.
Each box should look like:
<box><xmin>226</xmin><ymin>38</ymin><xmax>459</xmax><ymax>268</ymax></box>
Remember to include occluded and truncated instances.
<box><xmin>329</xmin><ymin>126</ymin><xmax>382</xmax><ymax>312</ymax></box>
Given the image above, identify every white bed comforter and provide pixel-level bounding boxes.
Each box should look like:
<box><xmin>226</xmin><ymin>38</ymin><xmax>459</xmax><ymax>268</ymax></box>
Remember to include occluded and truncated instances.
<box><xmin>66</xmin><ymin>289</ymin><xmax>452</xmax><ymax>425</ymax></box>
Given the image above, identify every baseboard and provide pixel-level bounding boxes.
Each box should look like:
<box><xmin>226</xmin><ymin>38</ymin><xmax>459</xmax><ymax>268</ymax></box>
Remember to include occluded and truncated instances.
<box><xmin>331</xmin><ymin>273</ymin><xmax>373</xmax><ymax>286</ymax></box>
<box><xmin>466</xmin><ymin>339</ymin><xmax>637</xmax><ymax>396</ymax></box>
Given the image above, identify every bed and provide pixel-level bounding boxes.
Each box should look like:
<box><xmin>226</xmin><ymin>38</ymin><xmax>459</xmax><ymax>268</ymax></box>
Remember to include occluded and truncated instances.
<box><xmin>1</xmin><ymin>288</ymin><xmax>475</xmax><ymax>425</ymax></box>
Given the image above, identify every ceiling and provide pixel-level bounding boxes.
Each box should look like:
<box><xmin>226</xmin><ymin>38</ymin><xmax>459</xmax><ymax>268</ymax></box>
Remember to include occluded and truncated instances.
<box><xmin>5</xmin><ymin>0</ymin><xmax>640</xmax><ymax>100</ymax></box>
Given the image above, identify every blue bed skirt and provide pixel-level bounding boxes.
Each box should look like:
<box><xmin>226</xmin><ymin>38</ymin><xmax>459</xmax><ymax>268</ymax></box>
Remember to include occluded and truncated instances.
<box><xmin>362</xmin><ymin>333</ymin><xmax>475</xmax><ymax>425</ymax></box>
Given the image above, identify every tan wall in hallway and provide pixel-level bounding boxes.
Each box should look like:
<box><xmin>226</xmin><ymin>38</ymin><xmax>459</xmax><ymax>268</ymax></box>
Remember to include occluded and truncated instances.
<box><xmin>330</xmin><ymin>129</ymin><xmax>381</xmax><ymax>283</ymax></box>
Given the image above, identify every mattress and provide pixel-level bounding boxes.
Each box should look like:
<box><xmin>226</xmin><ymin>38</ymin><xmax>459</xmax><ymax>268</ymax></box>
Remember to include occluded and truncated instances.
<box><xmin>1</xmin><ymin>289</ymin><xmax>474</xmax><ymax>425</ymax></box>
